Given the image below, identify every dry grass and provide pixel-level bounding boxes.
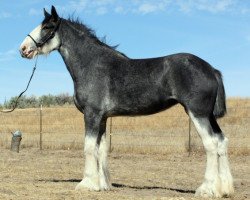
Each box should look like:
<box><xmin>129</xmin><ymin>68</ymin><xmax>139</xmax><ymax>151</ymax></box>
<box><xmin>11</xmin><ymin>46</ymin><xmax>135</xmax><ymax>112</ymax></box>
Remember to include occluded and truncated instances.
<box><xmin>1</xmin><ymin>149</ymin><xmax>249</xmax><ymax>199</ymax></box>
<box><xmin>0</xmin><ymin>98</ymin><xmax>249</xmax><ymax>155</ymax></box>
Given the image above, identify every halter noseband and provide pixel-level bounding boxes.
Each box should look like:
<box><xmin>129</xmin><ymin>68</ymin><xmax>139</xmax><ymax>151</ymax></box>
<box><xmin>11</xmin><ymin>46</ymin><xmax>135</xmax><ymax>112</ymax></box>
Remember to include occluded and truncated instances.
<box><xmin>28</xmin><ymin>18</ymin><xmax>61</xmax><ymax>48</ymax></box>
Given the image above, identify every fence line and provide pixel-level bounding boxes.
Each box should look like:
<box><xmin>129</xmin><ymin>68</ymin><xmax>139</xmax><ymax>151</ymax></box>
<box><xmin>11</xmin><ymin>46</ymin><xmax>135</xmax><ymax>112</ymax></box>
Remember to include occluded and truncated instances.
<box><xmin>0</xmin><ymin>105</ymin><xmax>249</xmax><ymax>154</ymax></box>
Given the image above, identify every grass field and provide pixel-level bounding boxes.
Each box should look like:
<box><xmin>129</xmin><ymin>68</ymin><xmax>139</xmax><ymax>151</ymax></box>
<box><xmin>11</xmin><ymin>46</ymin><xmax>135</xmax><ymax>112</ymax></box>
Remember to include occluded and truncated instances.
<box><xmin>0</xmin><ymin>149</ymin><xmax>249</xmax><ymax>200</ymax></box>
<box><xmin>0</xmin><ymin>98</ymin><xmax>249</xmax><ymax>199</ymax></box>
<box><xmin>0</xmin><ymin>98</ymin><xmax>249</xmax><ymax>155</ymax></box>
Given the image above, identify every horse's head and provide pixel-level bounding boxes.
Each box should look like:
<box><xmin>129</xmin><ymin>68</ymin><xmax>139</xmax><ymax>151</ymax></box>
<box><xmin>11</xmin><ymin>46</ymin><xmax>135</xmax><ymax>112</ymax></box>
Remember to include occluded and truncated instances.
<box><xmin>20</xmin><ymin>6</ymin><xmax>61</xmax><ymax>59</ymax></box>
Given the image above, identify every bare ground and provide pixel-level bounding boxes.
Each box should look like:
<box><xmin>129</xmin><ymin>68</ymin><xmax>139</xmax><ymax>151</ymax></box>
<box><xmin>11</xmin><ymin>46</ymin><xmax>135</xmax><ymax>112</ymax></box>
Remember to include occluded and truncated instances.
<box><xmin>0</xmin><ymin>148</ymin><xmax>249</xmax><ymax>200</ymax></box>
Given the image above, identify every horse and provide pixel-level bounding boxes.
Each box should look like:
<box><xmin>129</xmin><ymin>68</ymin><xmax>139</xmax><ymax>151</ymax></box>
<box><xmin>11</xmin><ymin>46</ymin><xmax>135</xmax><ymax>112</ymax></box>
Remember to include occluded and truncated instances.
<box><xmin>19</xmin><ymin>6</ymin><xmax>234</xmax><ymax>198</ymax></box>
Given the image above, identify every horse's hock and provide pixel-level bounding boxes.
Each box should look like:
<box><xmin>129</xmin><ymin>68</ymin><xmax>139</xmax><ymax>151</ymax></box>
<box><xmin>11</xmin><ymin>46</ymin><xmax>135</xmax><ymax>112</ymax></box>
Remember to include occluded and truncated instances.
<box><xmin>11</xmin><ymin>131</ymin><xmax>22</xmax><ymax>153</ymax></box>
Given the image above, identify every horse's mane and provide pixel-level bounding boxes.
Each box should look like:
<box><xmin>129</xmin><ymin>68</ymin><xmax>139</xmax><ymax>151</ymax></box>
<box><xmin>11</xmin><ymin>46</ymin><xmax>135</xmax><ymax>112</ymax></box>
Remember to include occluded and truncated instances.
<box><xmin>65</xmin><ymin>17</ymin><xmax>127</xmax><ymax>57</ymax></box>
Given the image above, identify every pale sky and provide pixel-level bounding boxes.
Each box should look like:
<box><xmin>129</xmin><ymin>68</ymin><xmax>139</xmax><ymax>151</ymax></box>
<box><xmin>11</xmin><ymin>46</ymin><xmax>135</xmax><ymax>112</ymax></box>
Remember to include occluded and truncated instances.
<box><xmin>0</xmin><ymin>0</ymin><xmax>250</xmax><ymax>103</ymax></box>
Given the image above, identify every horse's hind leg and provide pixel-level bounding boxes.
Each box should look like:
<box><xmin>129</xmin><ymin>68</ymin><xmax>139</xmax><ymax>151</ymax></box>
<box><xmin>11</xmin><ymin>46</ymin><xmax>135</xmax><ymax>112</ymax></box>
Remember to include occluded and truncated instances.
<box><xmin>189</xmin><ymin>112</ymin><xmax>234</xmax><ymax>197</ymax></box>
<box><xmin>210</xmin><ymin>116</ymin><xmax>234</xmax><ymax>197</ymax></box>
<box><xmin>189</xmin><ymin>112</ymin><xmax>221</xmax><ymax>197</ymax></box>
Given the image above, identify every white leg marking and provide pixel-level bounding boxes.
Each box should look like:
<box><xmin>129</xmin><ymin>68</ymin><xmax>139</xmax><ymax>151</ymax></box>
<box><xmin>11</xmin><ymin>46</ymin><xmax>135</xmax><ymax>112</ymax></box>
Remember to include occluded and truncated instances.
<box><xmin>75</xmin><ymin>135</ymin><xmax>100</xmax><ymax>191</ymax></box>
<box><xmin>218</xmin><ymin>137</ymin><xmax>234</xmax><ymax>196</ymax></box>
<box><xmin>98</xmin><ymin>134</ymin><xmax>111</xmax><ymax>190</ymax></box>
<box><xmin>189</xmin><ymin>112</ymin><xmax>221</xmax><ymax>198</ymax></box>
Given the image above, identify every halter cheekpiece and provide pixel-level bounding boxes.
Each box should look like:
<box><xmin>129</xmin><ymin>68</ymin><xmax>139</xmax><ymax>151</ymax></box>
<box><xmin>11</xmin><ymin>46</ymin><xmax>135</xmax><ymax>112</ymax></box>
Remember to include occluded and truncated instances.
<box><xmin>28</xmin><ymin>18</ymin><xmax>61</xmax><ymax>48</ymax></box>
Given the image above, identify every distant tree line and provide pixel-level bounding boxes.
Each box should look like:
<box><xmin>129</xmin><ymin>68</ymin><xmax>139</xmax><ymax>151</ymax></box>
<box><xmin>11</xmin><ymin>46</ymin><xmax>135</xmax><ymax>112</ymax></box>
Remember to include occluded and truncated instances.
<box><xmin>0</xmin><ymin>93</ymin><xmax>74</xmax><ymax>109</ymax></box>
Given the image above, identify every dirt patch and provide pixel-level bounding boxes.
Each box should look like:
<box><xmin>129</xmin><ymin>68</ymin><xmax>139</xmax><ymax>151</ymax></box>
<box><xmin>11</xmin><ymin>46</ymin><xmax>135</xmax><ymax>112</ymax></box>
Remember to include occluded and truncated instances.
<box><xmin>0</xmin><ymin>148</ymin><xmax>249</xmax><ymax>199</ymax></box>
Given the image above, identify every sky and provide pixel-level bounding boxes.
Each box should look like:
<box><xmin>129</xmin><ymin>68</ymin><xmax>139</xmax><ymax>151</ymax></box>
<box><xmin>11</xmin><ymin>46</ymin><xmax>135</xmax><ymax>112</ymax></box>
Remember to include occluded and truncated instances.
<box><xmin>0</xmin><ymin>0</ymin><xmax>250</xmax><ymax>103</ymax></box>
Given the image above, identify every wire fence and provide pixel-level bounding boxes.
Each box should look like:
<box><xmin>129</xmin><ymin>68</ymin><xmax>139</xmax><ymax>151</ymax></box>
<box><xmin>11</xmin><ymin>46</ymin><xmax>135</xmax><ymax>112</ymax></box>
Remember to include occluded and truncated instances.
<box><xmin>0</xmin><ymin>105</ymin><xmax>249</xmax><ymax>154</ymax></box>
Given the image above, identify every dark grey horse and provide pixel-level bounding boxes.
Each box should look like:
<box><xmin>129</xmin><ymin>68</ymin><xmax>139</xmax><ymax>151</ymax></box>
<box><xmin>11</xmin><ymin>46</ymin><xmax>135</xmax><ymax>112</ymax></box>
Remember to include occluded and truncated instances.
<box><xmin>20</xmin><ymin>6</ymin><xmax>234</xmax><ymax>198</ymax></box>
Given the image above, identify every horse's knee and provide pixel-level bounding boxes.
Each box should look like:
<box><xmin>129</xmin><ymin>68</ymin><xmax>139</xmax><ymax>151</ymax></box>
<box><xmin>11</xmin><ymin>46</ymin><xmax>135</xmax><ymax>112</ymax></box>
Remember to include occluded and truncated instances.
<box><xmin>84</xmin><ymin>135</ymin><xmax>98</xmax><ymax>156</ymax></box>
<box><xmin>99</xmin><ymin>135</ymin><xmax>108</xmax><ymax>156</ymax></box>
<box><xmin>218</xmin><ymin>137</ymin><xmax>228</xmax><ymax>156</ymax></box>
<box><xmin>203</xmin><ymin>136</ymin><xmax>218</xmax><ymax>154</ymax></box>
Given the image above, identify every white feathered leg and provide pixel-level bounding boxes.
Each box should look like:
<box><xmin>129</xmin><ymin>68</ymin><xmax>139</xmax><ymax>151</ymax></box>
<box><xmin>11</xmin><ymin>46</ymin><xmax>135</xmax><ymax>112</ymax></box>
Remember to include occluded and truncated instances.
<box><xmin>75</xmin><ymin>135</ymin><xmax>100</xmax><ymax>191</ymax></box>
<box><xmin>189</xmin><ymin>113</ymin><xmax>222</xmax><ymax>198</ymax></box>
<box><xmin>98</xmin><ymin>134</ymin><xmax>111</xmax><ymax>190</ymax></box>
<box><xmin>218</xmin><ymin>137</ymin><xmax>234</xmax><ymax>197</ymax></box>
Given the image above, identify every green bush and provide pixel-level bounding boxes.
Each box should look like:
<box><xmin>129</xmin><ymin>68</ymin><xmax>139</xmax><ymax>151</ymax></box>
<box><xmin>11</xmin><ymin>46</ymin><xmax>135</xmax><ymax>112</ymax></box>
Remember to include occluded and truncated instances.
<box><xmin>1</xmin><ymin>93</ymin><xmax>74</xmax><ymax>109</ymax></box>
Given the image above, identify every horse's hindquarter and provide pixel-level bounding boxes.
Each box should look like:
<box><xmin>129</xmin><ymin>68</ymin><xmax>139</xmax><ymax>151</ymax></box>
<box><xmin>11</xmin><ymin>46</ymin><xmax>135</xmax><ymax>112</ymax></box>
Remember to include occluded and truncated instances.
<box><xmin>162</xmin><ymin>53</ymin><xmax>219</xmax><ymax>115</ymax></box>
<box><xmin>164</xmin><ymin>53</ymin><xmax>218</xmax><ymax>97</ymax></box>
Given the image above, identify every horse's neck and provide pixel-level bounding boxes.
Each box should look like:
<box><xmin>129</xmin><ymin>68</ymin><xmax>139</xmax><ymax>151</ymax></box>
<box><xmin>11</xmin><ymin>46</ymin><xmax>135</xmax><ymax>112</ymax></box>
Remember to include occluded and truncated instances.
<box><xmin>58</xmin><ymin>21</ymin><xmax>127</xmax><ymax>81</ymax></box>
<box><xmin>58</xmin><ymin>23</ymin><xmax>102</xmax><ymax>79</ymax></box>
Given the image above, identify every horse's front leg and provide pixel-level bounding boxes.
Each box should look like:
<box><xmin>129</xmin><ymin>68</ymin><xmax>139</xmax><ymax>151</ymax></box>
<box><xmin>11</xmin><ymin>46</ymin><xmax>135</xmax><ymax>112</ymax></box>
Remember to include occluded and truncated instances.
<box><xmin>75</xmin><ymin>110</ymin><xmax>110</xmax><ymax>191</ymax></box>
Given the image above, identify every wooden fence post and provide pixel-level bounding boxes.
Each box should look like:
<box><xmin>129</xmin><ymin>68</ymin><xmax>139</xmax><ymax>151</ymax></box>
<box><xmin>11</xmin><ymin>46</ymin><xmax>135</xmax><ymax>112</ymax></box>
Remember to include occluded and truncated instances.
<box><xmin>109</xmin><ymin>117</ymin><xmax>112</xmax><ymax>153</ymax></box>
<box><xmin>40</xmin><ymin>104</ymin><xmax>43</xmax><ymax>150</ymax></box>
<box><xmin>188</xmin><ymin>117</ymin><xmax>191</xmax><ymax>156</ymax></box>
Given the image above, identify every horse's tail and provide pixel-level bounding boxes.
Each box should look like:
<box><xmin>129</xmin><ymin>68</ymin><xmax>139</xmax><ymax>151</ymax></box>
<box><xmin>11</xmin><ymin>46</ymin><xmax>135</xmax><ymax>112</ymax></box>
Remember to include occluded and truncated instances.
<box><xmin>213</xmin><ymin>69</ymin><xmax>227</xmax><ymax>118</ymax></box>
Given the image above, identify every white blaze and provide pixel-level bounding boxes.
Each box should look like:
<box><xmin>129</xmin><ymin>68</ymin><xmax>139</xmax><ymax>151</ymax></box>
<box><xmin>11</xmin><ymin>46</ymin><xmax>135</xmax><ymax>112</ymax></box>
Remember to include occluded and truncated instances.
<box><xmin>21</xmin><ymin>25</ymin><xmax>42</xmax><ymax>47</ymax></box>
<box><xmin>20</xmin><ymin>24</ymin><xmax>61</xmax><ymax>58</ymax></box>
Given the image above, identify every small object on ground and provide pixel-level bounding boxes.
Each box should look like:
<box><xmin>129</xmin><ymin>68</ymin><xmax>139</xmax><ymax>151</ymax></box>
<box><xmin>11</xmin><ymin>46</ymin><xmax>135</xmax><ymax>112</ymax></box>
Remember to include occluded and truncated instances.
<box><xmin>11</xmin><ymin>131</ymin><xmax>22</xmax><ymax>153</ymax></box>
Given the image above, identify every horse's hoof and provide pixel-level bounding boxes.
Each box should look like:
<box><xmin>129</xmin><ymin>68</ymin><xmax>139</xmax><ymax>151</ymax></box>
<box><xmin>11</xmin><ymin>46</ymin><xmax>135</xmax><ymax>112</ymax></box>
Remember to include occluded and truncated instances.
<box><xmin>195</xmin><ymin>182</ymin><xmax>222</xmax><ymax>198</ymax></box>
<box><xmin>75</xmin><ymin>178</ymin><xmax>100</xmax><ymax>191</ymax></box>
<box><xmin>99</xmin><ymin>182</ymin><xmax>111</xmax><ymax>191</ymax></box>
<box><xmin>220</xmin><ymin>175</ymin><xmax>234</xmax><ymax>197</ymax></box>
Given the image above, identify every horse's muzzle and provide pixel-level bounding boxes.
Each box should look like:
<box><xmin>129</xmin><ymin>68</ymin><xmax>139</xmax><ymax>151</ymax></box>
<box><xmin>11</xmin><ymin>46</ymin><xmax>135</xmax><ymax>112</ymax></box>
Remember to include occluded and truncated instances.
<box><xmin>19</xmin><ymin>46</ymin><xmax>36</xmax><ymax>59</ymax></box>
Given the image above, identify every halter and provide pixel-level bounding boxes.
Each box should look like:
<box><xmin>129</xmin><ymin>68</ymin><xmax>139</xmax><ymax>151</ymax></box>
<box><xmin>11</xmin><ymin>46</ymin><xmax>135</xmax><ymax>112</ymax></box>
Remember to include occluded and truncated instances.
<box><xmin>28</xmin><ymin>18</ymin><xmax>61</xmax><ymax>48</ymax></box>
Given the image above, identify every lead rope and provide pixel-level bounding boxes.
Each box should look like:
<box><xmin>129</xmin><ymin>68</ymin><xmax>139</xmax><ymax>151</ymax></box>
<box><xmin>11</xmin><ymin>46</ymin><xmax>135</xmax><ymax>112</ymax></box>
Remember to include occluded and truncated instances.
<box><xmin>0</xmin><ymin>55</ymin><xmax>39</xmax><ymax>113</ymax></box>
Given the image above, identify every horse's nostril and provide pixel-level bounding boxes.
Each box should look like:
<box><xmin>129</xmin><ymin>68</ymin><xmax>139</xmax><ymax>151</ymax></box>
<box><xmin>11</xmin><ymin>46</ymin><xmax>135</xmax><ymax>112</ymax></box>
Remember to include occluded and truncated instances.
<box><xmin>22</xmin><ymin>46</ymin><xmax>26</xmax><ymax>51</ymax></box>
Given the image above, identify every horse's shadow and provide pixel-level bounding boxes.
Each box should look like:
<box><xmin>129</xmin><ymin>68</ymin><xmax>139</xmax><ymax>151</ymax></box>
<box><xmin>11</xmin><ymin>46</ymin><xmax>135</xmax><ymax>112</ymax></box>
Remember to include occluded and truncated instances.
<box><xmin>112</xmin><ymin>183</ymin><xmax>195</xmax><ymax>194</ymax></box>
<box><xmin>38</xmin><ymin>179</ymin><xmax>195</xmax><ymax>194</ymax></box>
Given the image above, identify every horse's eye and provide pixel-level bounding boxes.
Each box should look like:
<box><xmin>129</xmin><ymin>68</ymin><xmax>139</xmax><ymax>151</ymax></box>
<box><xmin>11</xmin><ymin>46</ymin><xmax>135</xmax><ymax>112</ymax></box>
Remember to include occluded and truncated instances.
<box><xmin>43</xmin><ymin>25</ymin><xmax>53</xmax><ymax>30</ymax></box>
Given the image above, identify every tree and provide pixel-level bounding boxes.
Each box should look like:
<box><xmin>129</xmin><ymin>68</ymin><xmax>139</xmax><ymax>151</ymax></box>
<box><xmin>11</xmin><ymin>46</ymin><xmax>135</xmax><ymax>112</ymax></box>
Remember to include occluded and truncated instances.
<box><xmin>1</xmin><ymin>93</ymin><xmax>74</xmax><ymax>108</ymax></box>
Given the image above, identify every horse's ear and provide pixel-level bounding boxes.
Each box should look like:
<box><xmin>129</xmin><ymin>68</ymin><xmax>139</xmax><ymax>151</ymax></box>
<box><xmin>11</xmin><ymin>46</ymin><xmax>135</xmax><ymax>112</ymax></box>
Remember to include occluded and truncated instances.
<box><xmin>43</xmin><ymin>8</ymin><xmax>50</xmax><ymax>18</ymax></box>
<box><xmin>51</xmin><ymin>5</ymin><xmax>58</xmax><ymax>21</ymax></box>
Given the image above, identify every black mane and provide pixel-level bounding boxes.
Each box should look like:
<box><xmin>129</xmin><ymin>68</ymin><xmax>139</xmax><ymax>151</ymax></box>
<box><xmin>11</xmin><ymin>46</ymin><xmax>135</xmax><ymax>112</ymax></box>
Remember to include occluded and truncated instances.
<box><xmin>65</xmin><ymin>17</ymin><xmax>126</xmax><ymax>56</ymax></box>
